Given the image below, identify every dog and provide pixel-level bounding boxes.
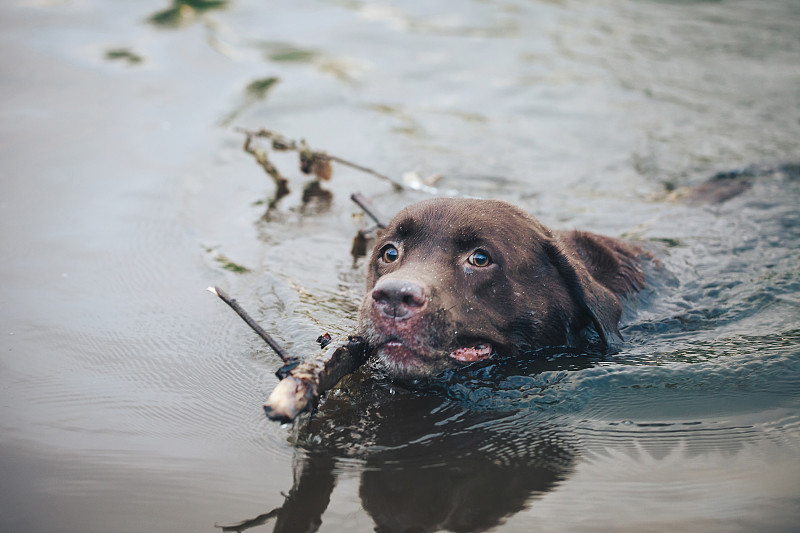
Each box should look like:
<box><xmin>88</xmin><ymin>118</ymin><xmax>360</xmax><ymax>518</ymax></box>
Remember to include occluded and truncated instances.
<box><xmin>357</xmin><ymin>198</ymin><xmax>647</xmax><ymax>378</ymax></box>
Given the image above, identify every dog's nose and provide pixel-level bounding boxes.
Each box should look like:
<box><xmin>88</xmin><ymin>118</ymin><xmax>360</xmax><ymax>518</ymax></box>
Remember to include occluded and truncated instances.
<box><xmin>371</xmin><ymin>279</ymin><xmax>428</xmax><ymax>320</ymax></box>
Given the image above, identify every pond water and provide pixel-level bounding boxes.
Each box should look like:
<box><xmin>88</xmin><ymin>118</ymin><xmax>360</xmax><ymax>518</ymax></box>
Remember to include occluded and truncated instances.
<box><xmin>1</xmin><ymin>0</ymin><xmax>799</xmax><ymax>532</ymax></box>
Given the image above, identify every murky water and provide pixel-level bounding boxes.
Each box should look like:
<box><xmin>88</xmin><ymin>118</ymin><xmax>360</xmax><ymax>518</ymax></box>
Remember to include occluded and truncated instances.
<box><xmin>1</xmin><ymin>1</ymin><xmax>799</xmax><ymax>532</ymax></box>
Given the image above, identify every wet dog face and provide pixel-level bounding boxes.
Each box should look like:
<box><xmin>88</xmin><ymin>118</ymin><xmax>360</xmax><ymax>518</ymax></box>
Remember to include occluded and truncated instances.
<box><xmin>357</xmin><ymin>198</ymin><xmax>640</xmax><ymax>379</ymax></box>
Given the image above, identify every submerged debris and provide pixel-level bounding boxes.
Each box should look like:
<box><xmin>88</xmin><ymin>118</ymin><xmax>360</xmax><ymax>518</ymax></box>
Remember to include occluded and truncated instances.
<box><xmin>350</xmin><ymin>229</ymin><xmax>372</xmax><ymax>259</ymax></box>
<box><xmin>316</xmin><ymin>332</ymin><xmax>333</xmax><ymax>348</ymax></box>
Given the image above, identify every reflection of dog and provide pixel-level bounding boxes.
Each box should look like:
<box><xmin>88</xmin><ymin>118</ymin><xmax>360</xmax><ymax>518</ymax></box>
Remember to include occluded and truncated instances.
<box><xmin>220</xmin><ymin>390</ymin><xmax>577</xmax><ymax>533</ymax></box>
<box><xmin>359</xmin><ymin>417</ymin><xmax>571</xmax><ymax>533</ymax></box>
<box><xmin>358</xmin><ymin>198</ymin><xmax>647</xmax><ymax>378</ymax></box>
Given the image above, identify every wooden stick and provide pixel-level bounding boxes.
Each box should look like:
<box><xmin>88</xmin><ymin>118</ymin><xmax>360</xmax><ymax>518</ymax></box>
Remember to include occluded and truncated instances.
<box><xmin>241</xmin><ymin>133</ymin><xmax>290</xmax><ymax>205</ymax></box>
<box><xmin>208</xmin><ymin>286</ymin><xmax>371</xmax><ymax>422</ymax></box>
<box><xmin>328</xmin><ymin>154</ymin><xmax>404</xmax><ymax>191</ymax></box>
<box><xmin>207</xmin><ymin>286</ymin><xmax>293</xmax><ymax>363</ymax></box>
<box><xmin>350</xmin><ymin>193</ymin><xmax>388</xmax><ymax>228</ymax></box>
<box><xmin>263</xmin><ymin>336</ymin><xmax>368</xmax><ymax>422</ymax></box>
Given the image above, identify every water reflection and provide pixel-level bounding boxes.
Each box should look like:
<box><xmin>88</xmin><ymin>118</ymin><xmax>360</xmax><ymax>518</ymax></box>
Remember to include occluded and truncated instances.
<box><xmin>4</xmin><ymin>0</ymin><xmax>800</xmax><ymax>530</ymax></box>
<box><xmin>357</xmin><ymin>430</ymin><xmax>571</xmax><ymax>533</ymax></box>
<box><xmin>300</xmin><ymin>181</ymin><xmax>334</xmax><ymax>214</ymax></box>
<box><xmin>219</xmin><ymin>367</ymin><xmax>579</xmax><ymax>532</ymax></box>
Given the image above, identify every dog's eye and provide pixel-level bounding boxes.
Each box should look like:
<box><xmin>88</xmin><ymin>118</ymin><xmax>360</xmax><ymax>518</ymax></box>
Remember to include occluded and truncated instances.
<box><xmin>381</xmin><ymin>245</ymin><xmax>399</xmax><ymax>263</ymax></box>
<box><xmin>468</xmin><ymin>250</ymin><xmax>492</xmax><ymax>267</ymax></box>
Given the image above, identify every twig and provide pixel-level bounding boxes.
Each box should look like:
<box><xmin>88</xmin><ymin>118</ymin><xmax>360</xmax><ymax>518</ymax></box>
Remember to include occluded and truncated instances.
<box><xmin>207</xmin><ymin>286</ymin><xmax>293</xmax><ymax>363</ymax></box>
<box><xmin>350</xmin><ymin>193</ymin><xmax>388</xmax><ymax>228</ymax></box>
<box><xmin>207</xmin><ymin>290</ymin><xmax>371</xmax><ymax>422</ymax></box>
<box><xmin>241</xmin><ymin>133</ymin><xmax>290</xmax><ymax>204</ymax></box>
<box><xmin>236</xmin><ymin>127</ymin><xmax>405</xmax><ymax>191</ymax></box>
<box><xmin>263</xmin><ymin>336</ymin><xmax>368</xmax><ymax>422</ymax></box>
<box><xmin>328</xmin><ymin>154</ymin><xmax>404</xmax><ymax>190</ymax></box>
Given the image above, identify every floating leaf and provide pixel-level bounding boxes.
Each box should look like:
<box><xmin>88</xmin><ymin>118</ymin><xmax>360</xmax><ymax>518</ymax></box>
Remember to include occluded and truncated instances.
<box><xmin>148</xmin><ymin>0</ymin><xmax>228</xmax><ymax>29</ymax></box>
<box><xmin>214</xmin><ymin>254</ymin><xmax>251</xmax><ymax>274</ymax></box>
<box><xmin>268</xmin><ymin>46</ymin><xmax>318</xmax><ymax>63</ymax></box>
<box><xmin>311</xmin><ymin>154</ymin><xmax>332</xmax><ymax>181</ymax></box>
<box><xmin>105</xmin><ymin>48</ymin><xmax>143</xmax><ymax>65</ymax></box>
<box><xmin>245</xmin><ymin>77</ymin><xmax>280</xmax><ymax>100</ymax></box>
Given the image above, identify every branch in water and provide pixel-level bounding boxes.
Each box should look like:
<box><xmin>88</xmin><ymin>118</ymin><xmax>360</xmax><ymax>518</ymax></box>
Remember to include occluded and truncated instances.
<box><xmin>241</xmin><ymin>132</ymin><xmax>290</xmax><ymax>206</ymax></box>
<box><xmin>207</xmin><ymin>286</ymin><xmax>371</xmax><ymax>422</ymax></box>
<box><xmin>207</xmin><ymin>286</ymin><xmax>293</xmax><ymax>363</ymax></box>
<box><xmin>237</xmin><ymin>127</ymin><xmax>405</xmax><ymax>191</ymax></box>
<box><xmin>350</xmin><ymin>192</ymin><xmax>388</xmax><ymax>228</ymax></box>
<box><xmin>264</xmin><ymin>336</ymin><xmax>368</xmax><ymax>423</ymax></box>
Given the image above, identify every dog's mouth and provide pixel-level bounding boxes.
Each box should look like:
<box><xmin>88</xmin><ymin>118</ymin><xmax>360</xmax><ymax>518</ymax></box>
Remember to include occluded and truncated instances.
<box><xmin>375</xmin><ymin>338</ymin><xmax>493</xmax><ymax>377</ymax></box>
<box><xmin>379</xmin><ymin>340</ymin><xmax>422</xmax><ymax>365</ymax></box>
<box><xmin>448</xmin><ymin>342</ymin><xmax>493</xmax><ymax>362</ymax></box>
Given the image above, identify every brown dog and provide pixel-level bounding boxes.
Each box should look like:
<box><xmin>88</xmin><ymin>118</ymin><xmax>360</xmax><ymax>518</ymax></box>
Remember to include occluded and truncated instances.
<box><xmin>357</xmin><ymin>198</ymin><xmax>647</xmax><ymax>378</ymax></box>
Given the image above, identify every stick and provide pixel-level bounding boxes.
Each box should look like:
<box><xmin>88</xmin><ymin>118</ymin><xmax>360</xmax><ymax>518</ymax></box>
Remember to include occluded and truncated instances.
<box><xmin>328</xmin><ymin>154</ymin><xmax>404</xmax><ymax>191</ymax></box>
<box><xmin>263</xmin><ymin>336</ymin><xmax>368</xmax><ymax>422</ymax></box>
<box><xmin>350</xmin><ymin>193</ymin><xmax>388</xmax><ymax>228</ymax></box>
<box><xmin>207</xmin><ymin>286</ymin><xmax>293</xmax><ymax>363</ymax></box>
<box><xmin>236</xmin><ymin>127</ymin><xmax>405</xmax><ymax>191</ymax></box>
<box><xmin>208</xmin><ymin>286</ymin><xmax>371</xmax><ymax>422</ymax></box>
<box><xmin>241</xmin><ymin>133</ymin><xmax>290</xmax><ymax>205</ymax></box>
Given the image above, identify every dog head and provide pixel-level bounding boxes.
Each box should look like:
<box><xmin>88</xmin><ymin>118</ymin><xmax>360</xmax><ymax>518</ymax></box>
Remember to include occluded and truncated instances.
<box><xmin>357</xmin><ymin>198</ymin><xmax>626</xmax><ymax>378</ymax></box>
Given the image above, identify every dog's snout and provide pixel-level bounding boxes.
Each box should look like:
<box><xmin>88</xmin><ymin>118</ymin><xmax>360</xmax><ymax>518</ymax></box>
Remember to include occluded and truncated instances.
<box><xmin>371</xmin><ymin>279</ymin><xmax>428</xmax><ymax>320</ymax></box>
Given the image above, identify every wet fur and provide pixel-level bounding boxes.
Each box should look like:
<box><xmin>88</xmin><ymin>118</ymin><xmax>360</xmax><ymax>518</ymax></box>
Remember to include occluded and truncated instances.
<box><xmin>358</xmin><ymin>198</ymin><xmax>646</xmax><ymax>378</ymax></box>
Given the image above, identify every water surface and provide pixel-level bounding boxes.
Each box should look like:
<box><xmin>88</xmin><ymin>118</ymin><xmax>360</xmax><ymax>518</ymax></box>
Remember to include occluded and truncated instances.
<box><xmin>1</xmin><ymin>1</ymin><xmax>799</xmax><ymax>532</ymax></box>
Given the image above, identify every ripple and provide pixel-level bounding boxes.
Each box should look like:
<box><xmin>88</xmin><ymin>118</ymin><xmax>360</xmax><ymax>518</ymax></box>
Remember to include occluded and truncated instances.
<box><xmin>4</xmin><ymin>298</ymin><xmax>297</xmax><ymax>463</ymax></box>
<box><xmin>574</xmin><ymin>420</ymin><xmax>769</xmax><ymax>458</ymax></box>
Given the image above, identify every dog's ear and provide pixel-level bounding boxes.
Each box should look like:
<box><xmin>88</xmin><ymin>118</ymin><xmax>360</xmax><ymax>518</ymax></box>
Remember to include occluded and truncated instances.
<box><xmin>542</xmin><ymin>240</ymin><xmax>624</xmax><ymax>350</ymax></box>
